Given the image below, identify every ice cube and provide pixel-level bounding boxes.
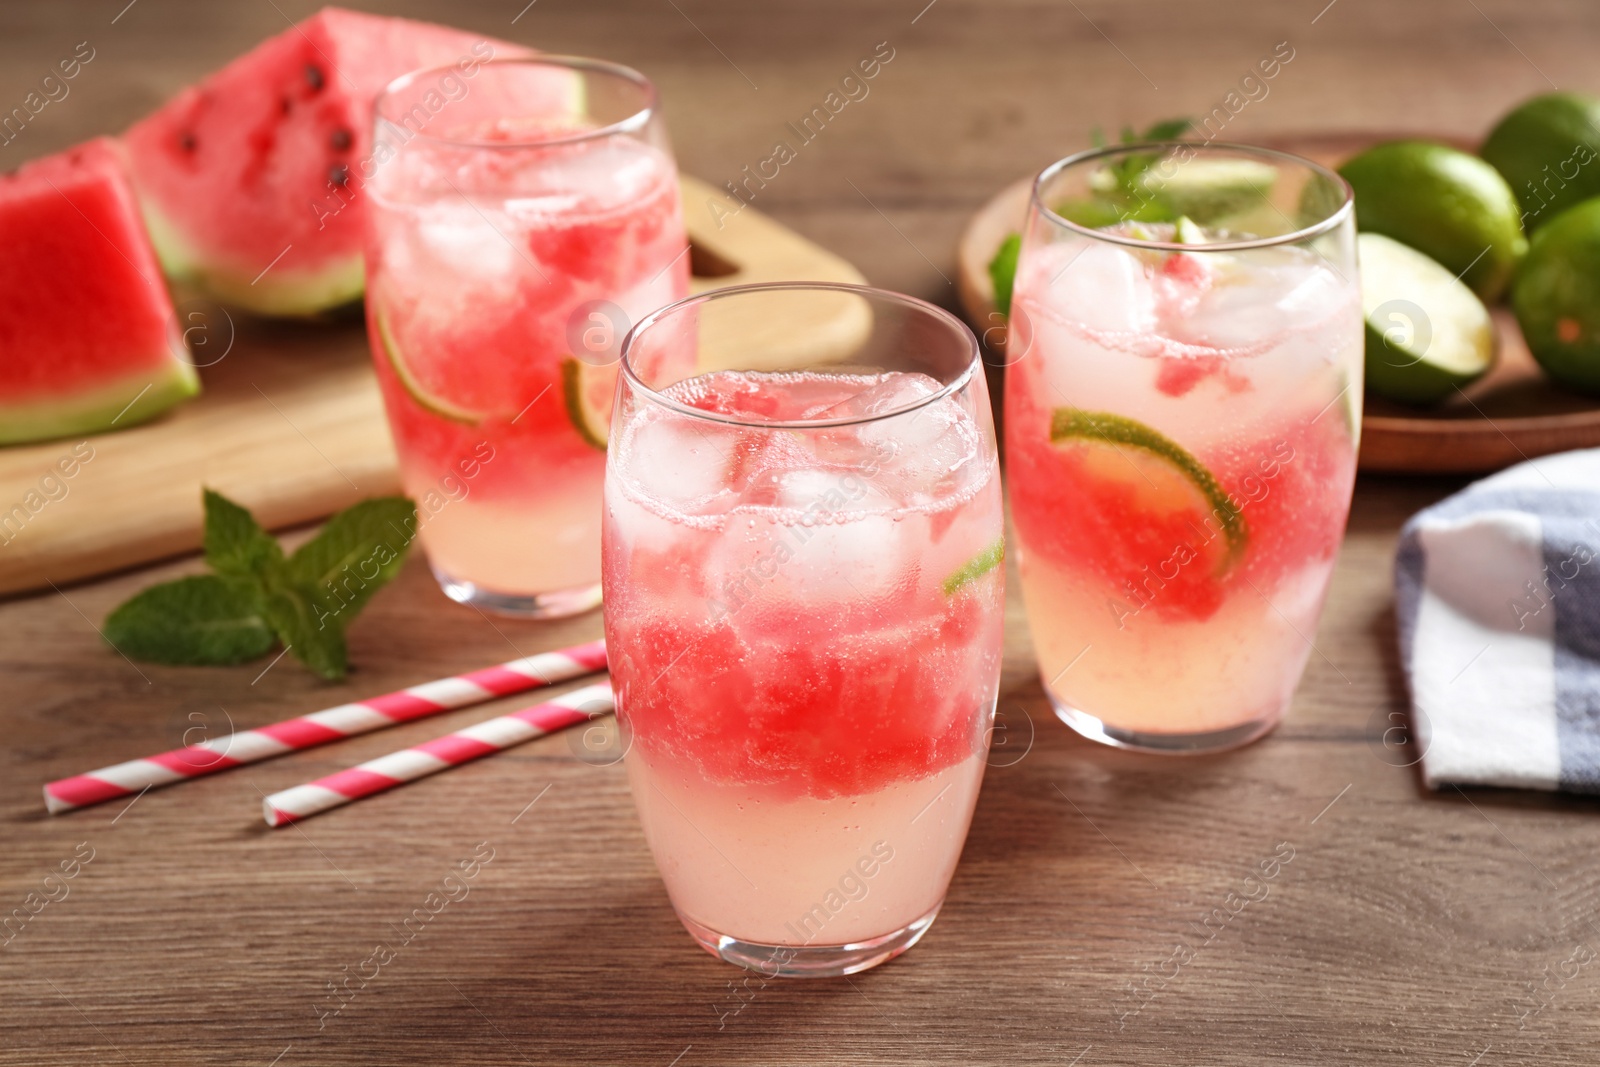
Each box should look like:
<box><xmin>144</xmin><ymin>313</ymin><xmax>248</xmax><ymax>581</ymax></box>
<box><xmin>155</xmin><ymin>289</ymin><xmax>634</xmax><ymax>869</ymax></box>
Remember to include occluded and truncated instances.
<box><xmin>737</xmin><ymin>465</ymin><xmax>900</xmax><ymax>517</ymax></box>
<box><xmin>1174</xmin><ymin>250</ymin><xmax>1347</xmax><ymax>353</ymax></box>
<box><xmin>788</xmin><ymin>512</ymin><xmax>915</xmax><ymax>599</ymax></box>
<box><xmin>804</xmin><ymin>373</ymin><xmax>946</xmax><ymax>473</ymax></box>
<box><xmin>1022</xmin><ymin>239</ymin><xmax>1156</xmax><ymax>336</ymax></box>
<box><xmin>618</xmin><ymin>412</ymin><xmax>742</xmax><ymax>516</ymax></box>
<box><xmin>889</xmin><ymin>418</ymin><xmax>982</xmax><ymax>504</ymax></box>
<box><xmin>414</xmin><ymin>200</ymin><xmax>519</xmax><ymax>284</ymax></box>
<box><xmin>808</xmin><ymin>372</ymin><xmax>942</xmax><ymax>421</ymax></box>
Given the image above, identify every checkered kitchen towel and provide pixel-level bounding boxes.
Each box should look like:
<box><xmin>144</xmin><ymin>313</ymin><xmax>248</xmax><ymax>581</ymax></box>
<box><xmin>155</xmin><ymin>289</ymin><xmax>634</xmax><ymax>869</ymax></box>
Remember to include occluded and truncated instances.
<box><xmin>1395</xmin><ymin>448</ymin><xmax>1600</xmax><ymax>793</ymax></box>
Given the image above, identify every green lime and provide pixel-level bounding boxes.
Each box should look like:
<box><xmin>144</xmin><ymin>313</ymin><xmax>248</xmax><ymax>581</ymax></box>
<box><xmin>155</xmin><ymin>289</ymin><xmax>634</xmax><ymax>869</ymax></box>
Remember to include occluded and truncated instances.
<box><xmin>562</xmin><ymin>357</ymin><xmax>613</xmax><ymax>449</ymax></box>
<box><xmin>1138</xmin><ymin>158</ymin><xmax>1278</xmax><ymax>223</ymax></box>
<box><xmin>1511</xmin><ymin>198</ymin><xmax>1600</xmax><ymax>395</ymax></box>
<box><xmin>1174</xmin><ymin>215</ymin><xmax>1207</xmax><ymax>245</ymax></box>
<box><xmin>1054</xmin><ymin>195</ymin><xmax>1173</xmax><ymax>229</ymax></box>
<box><xmin>375</xmin><ymin>312</ymin><xmax>484</xmax><ymax>426</ymax></box>
<box><xmin>1049</xmin><ymin>409</ymin><xmax>1246</xmax><ymax>565</ymax></box>
<box><xmin>1358</xmin><ymin>234</ymin><xmax>1496</xmax><ymax>404</ymax></box>
<box><xmin>1481</xmin><ymin>92</ymin><xmax>1600</xmax><ymax>232</ymax></box>
<box><xmin>943</xmin><ymin>537</ymin><xmax>1004</xmax><ymax>596</ymax></box>
<box><xmin>1081</xmin><ymin>158</ymin><xmax>1277</xmax><ymax>227</ymax></box>
<box><xmin>1338</xmin><ymin>140</ymin><xmax>1528</xmax><ymax>302</ymax></box>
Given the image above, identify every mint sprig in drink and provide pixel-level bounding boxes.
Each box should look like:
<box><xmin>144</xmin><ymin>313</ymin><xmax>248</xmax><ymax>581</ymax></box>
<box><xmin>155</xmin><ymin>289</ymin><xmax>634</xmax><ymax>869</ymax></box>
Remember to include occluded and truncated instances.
<box><xmin>604</xmin><ymin>285</ymin><xmax>1004</xmax><ymax>977</ymax></box>
<box><xmin>1006</xmin><ymin>144</ymin><xmax>1363</xmax><ymax>752</ymax></box>
<box><xmin>365</xmin><ymin>58</ymin><xmax>688</xmax><ymax>617</ymax></box>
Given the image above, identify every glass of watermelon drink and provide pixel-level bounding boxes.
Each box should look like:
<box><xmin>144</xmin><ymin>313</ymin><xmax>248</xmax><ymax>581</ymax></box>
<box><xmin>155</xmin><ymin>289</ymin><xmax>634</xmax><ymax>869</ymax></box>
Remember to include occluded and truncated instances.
<box><xmin>1005</xmin><ymin>143</ymin><xmax>1362</xmax><ymax>753</ymax></box>
<box><xmin>364</xmin><ymin>57</ymin><xmax>688</xmax><ymax>617</ymax></box>
<box><xmin>604</xmin><ymin>283</ymin><xmax>1005</xmax><ymax>977</ymax></box>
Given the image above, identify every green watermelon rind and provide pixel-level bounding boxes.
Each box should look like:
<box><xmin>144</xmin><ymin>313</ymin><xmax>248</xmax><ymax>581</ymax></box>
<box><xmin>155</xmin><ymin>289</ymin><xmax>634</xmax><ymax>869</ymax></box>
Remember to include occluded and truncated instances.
<box><xmin>122</xmin><ymin>17</ymin><xmax>590</xmax><ymax>320</ymax></box>
<box><xmin>140</xmin><ymin>200</ymin><xmax>365</xmax><ymax>318</ymax></box>
<box><xmin>0</xmin><ymin>359</ymin><xmax>199</xmax><ymax>446</ymax></box>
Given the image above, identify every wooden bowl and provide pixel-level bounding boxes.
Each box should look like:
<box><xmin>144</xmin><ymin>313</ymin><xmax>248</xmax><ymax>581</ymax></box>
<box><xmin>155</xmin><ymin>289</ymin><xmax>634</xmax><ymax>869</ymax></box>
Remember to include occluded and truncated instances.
<box><xmin>955</xmin><ymin>134</ymin><xmax>1600</xmax><ymax>474</ymax></box>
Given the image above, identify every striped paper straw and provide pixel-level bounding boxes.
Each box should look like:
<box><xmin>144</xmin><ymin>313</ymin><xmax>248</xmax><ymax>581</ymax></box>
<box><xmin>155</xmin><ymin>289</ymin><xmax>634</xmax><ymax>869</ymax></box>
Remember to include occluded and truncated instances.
<box><xmin>44</xmin><ymin>640</ymin><xmax>608</xmax><ymax>815</ymax></box>
<box><xmin>262</xmin><ymin>682</ymin><xmax>614</xmax><ymax>826</ymax></box>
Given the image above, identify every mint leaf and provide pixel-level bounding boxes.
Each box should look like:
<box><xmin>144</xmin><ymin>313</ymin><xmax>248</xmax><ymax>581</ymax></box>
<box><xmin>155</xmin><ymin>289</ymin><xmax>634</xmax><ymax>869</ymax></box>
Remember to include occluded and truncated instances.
<box><xmin>286</xmin><ymin>496</ymin><xmax>416</xmax><ymax>628</ymax></box>
<box><xmin>103</xmin><ymin>575</ymin><xmax>275</xmax><ymax>665</ymax></box>
<box><xmin>1107</xmin><ymin>117</ymin><xmax>1194</xmax><ymax>196</ymax></box>
<box><xmin>988</xmin><ymin>233</ymin><xmax>1022</xmax><ymax>317</ymax></box>
<box><xmin>106</xmin><ymin>491</ymin><xmax>417</xmax><ymax>679</ymax></box>
<box><xmin>1139</xmin><ymin>118</ymin><xmax>1192</xmax><ymax>142</ymax></box>
<box><xmin>261</xmin><ymin>584</ymin><xmax>347</xmax><ymax>681</ymax></box>
<box><xmin>203</xmin><ymin>488</ymin><xmax>283</xmax><ymax>579</ymax></box>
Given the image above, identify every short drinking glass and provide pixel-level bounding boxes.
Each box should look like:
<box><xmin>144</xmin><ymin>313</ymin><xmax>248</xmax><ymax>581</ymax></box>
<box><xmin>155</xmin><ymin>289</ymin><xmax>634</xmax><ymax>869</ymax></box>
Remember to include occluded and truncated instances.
<box><xmin>365</xmin><ymin>57</ymin><xmax>688</xmax><ymax>617</ymax></box>
<box><xmin>604</xmin><ymin>283</ymin><xmax>1005</xmax><ymax>977</ymax></box>
<box><xmin>1005</xmin><ymin>142</ymin><xmax>1362</xmax><ymax>752</ymax></box>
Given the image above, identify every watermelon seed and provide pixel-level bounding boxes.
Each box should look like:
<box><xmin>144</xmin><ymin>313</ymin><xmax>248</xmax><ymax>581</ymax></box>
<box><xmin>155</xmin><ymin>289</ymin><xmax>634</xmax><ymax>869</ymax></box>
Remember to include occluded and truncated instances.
<box><xmin>178</xmin><ymin>132</ymin><xmax>196</xmax><ymax>152</ymax></box>
<box><xmin>279</xmin><ymin>96</ymin><xmax>292</xmax><ymax>116</ymax></box>
<box><xmin>328</xmin><ymin>163</ymin><xmax>350</xmax><ymax>187</ymax></box>
<box><xmin>329</xmin><ymin>127</ymin><xmax>352</xmax><ymax>151</ymax></box>
<box><xmin>305</xmin><ymin>64</ymin><xmax>325</xmax><ymax>92</ymax></box>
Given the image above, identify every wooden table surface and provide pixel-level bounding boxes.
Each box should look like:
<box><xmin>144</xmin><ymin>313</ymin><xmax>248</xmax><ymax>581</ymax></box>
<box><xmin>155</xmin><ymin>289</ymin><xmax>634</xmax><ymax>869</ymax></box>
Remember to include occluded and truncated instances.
<box><xmin>5</xmin><ymin>1</ymin><xmax>1600</xmax><ymax>1064</ymax></box>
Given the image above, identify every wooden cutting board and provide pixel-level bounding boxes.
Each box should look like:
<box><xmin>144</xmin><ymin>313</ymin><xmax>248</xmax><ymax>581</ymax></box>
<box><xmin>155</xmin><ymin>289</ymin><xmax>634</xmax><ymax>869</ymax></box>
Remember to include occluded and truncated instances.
<box><xmin>0</xmin><ymin>176</ymin><xmax>866</xmax><ymax>598</ymax></box>
<box><xmin>955</xmin><ymin>133</ymin><xmax>1600</xmax><ymax>474</ymax></box>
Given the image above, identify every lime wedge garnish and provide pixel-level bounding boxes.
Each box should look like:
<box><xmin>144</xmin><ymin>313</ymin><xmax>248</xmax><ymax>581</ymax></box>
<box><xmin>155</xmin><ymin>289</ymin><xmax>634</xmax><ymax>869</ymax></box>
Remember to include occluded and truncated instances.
<box><xmin>1358</xmin><ymin>233</ymin><xmax>1496</xmax><ymax>404</ymax></box>
<box><xmin>562</xmin><ymin>357</ymin><xmax>613</xmax><ymax>450</ymax></box>
<box><xmin>1141</xmin><ymin>158</ymin><xmax>1277</xmax><ymax>222</ymax></box>
<box><xmin>374</xmin><ymin>312</ymin><xmax>485</xmax><ymax>426</ymax></box>
<box><xmin>1174</xmin><ymin>215</ymin><xmax>1206</xmax><ymax>245</ymax></box>
<box><xmin>943</xmin><ymin>537</ymin><xmax>1004</xmax><ymax>596</ymax></box>
<box><xmin>1050</xmin><ymin>409</ymin><xmax>1246</xmax><ymax>565</ymax></box>
<box><xmin>1088</xmin><ymin>158</ymin><xmax>1277</xmax><ymax>224</ymax></box>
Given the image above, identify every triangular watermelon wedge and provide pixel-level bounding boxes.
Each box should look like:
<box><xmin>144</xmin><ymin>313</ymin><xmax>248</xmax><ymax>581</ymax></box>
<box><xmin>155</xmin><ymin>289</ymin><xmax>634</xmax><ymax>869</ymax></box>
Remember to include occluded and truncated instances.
<box><xmin>0</xmin><ymin>138</ymin><xmax>198</xmax><ymax>445</ymax></box>
<box><xmin>121</xmin><ymin>8</ymin><xmax>532</xmax><ymax>317</ymax></box>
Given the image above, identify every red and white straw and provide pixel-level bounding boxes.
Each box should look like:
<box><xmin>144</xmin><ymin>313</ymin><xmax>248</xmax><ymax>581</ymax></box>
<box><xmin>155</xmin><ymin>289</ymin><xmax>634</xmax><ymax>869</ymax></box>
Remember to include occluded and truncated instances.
<box><xmin>261</xmin><ymin>682</ymin><xmax>614</xmax><ymax>826</ymax></box>
<box><xmin>44</xmin><ymin>640</ymin><xmax>608</xmax><ymax>815</ymax></box>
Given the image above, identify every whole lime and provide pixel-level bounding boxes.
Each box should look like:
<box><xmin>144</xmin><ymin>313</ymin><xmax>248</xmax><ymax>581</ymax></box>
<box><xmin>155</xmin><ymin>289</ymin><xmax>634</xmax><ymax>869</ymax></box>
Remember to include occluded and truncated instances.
<box><xmin>1511</xmin><ymin>197</ymin><xmax>1600</xmax><ymax>395</ymax></box>
<box><xmin>1481</xmin><ymin>92</ymin><xmax>1600</xmax><ymax>232</ymax></box>
<box><xmin>1339</xmin><ymin>141</ymin><xmax>1528</xmax><ymax>303</ymax></box>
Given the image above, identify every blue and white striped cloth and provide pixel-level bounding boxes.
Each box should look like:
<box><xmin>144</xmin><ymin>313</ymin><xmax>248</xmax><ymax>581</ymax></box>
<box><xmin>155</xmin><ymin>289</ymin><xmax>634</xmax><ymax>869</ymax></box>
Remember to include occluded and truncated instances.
<box><xmin>1395</xmin><ymin>449</ymin><xmax>1600</xmax><ymax>793</ymax></box>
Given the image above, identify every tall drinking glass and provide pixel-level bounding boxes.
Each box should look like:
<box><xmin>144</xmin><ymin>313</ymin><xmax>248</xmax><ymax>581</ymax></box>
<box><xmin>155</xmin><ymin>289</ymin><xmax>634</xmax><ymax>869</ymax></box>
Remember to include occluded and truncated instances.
<box><xmin>365</xmin><ymin>57</ymin><xmax>688</xmax><ymax>617</ymax></box>
<box><xmin>1006</xmin><ymin>143</ymin><xmax>1361</xmax><ymax>753</ymax></box>
<box><xmin>604</xmin><ymin>283</ymin><xmax>1004</xmax><ymax>977</ymax></box>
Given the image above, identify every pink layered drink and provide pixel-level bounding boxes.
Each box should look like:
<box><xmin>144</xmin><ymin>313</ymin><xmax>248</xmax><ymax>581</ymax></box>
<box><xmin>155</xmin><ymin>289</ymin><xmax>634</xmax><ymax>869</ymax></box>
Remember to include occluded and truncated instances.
<box><xmin>365</xmin><ymin>58</ymin><xmax>687</xmax><ymax>616</ymax></box>
<box><xmin>1006</xmin><ymin>144</ymin><xmax>1362</xmax><ymax>751</ymax></box>
<box><xmin>604</xmin><ymin>340</ymin><xmax>1003</xmax><ymax>975</ymax></box>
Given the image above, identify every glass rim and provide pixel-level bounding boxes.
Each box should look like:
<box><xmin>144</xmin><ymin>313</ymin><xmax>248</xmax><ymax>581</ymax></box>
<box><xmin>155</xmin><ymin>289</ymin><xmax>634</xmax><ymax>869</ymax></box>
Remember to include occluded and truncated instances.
<box><xmin>1031</xmin><ymin>140</ymin><xmax>1355</xmax><ymax>253</ymax></box>
<box><xmin>375</xmin><ymin>55</ymin><xmax>657</xmax><ymax>150</ymax></box>
<box><xmin>618</xmin><ymin>281</ymin><xmax>982</xmax><ymax>430</ymax></box>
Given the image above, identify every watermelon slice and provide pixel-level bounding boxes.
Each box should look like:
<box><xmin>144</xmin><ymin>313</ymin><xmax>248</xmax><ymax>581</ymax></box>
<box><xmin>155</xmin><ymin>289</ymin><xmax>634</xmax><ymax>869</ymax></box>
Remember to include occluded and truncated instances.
<box><xmin>0</xmin><ymin>138</ymin><xmax>197</xmax><ymax>445</ymax></box>
<box><xmin>121</xmin><ymin>8</ymin><xmax>530</xmax><ymax>317</ymax></box>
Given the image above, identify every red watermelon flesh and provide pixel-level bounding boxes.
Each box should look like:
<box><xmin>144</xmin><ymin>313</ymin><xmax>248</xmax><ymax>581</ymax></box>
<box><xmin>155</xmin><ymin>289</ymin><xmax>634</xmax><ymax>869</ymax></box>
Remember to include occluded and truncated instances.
<box><xmin>0</xmin><ymin>138</ymin><xmax>197</xmax><ymax>445</ymax></box>
<box><xmin>121</xmin><ymin>8</ymin><xmax>530</xmax><ymax>317</ymax></box>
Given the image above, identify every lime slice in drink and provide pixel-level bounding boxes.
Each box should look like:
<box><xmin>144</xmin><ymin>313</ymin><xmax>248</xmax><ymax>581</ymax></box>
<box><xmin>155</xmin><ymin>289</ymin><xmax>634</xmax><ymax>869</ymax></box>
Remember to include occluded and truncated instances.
<box><xmin>562</xmin><ymin>357</ymin><xmax>616</xmax><ymax>449</ymax></box>
<box><xmin>374</xmin><ymin>312</ymin><xmax>486</xmax><ymax>426</ymax></box>
<box><xmin>1337</xmin><ymin>140</ymin><xmax>1527</xmax><ymax>302</ymax></box>
<box><xmin>943</xmin><ymin>537</ymin><xmax>1004</xmax><ymax>596</ymax></box>
<box><xmin>1358</xmin><ymin>233</ymin><xmax>1496</xmax><ymax>404</ymax></box>
<box><xmin>1050</xmin><ymin>409</ymin><xmax>1246</xmax><ymax>568</ymax></box>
